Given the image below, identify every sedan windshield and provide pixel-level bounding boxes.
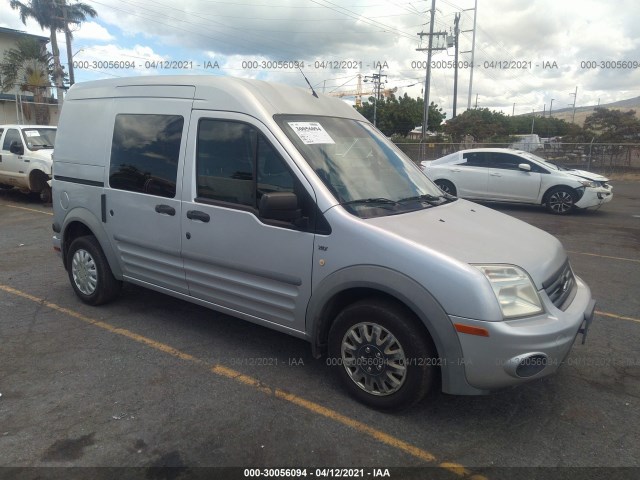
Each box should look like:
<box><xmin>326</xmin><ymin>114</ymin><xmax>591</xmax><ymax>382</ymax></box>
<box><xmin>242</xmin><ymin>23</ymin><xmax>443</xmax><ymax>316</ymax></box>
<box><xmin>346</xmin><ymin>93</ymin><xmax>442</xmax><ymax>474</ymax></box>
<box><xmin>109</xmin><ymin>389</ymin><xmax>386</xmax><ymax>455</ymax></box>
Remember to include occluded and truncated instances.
<box><xmin>276</xmin><ymin>115</ymin><xmax>451</xmax><ymax>218</ymax></box>
<box><xmin>21</xmin><ymin>128</ymin><xmax>56</xmax><ymax>150</ymax></box>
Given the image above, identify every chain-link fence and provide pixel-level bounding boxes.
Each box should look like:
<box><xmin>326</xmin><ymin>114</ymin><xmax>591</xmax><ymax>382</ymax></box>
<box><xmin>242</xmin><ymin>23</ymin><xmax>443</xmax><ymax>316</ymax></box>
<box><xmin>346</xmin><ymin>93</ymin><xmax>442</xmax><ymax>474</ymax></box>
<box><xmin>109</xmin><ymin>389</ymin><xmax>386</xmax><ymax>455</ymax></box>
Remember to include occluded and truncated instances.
<box><xmin>395</xmin><ymin>141</ymin><xmax>640</xmax><ymax>176</ymax></box>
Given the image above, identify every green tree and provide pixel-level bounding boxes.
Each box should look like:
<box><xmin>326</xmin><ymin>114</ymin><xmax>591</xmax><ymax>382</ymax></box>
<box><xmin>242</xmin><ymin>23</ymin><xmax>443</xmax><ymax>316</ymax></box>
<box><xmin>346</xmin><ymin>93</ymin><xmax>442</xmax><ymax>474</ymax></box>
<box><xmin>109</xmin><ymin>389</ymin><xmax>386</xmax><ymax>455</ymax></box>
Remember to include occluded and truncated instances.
<box><xmin>505</xmin><ymin>115</ymin><xmax>573</xmax><ymax>138</ymax></box>
<box><xmin>444</xmin><ymin>108</ymin><xmax>510</xmax><ymax>142</ymax></box>
<box><xmin>355</xmin><ymin>94</ymin><xmax>445</xmax><ymax>137</ymax></box>
<box><xmin>0</xmin><ymin>37</ymin><xmax>54</xmax><ymax>124</ymax></box>
<box><xmin>583</xmin><ymin>108</ymin><xmax>640</xmax><ymax>143</ymax></box>
<box><xmin>10</xmin><ymin>0</ymin><xmax>97</xmax><ymax>102</ymax></box>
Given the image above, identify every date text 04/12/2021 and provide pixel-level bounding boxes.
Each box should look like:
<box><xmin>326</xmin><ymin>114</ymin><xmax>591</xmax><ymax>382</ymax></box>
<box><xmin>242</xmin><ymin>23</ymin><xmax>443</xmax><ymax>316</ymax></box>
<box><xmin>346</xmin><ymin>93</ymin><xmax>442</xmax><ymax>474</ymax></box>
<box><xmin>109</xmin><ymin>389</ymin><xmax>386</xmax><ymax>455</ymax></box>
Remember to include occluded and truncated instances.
<box><xmin>244</xmin><ymin>468</ymin><xmax>391</xmax><ymax>477</ymax></box>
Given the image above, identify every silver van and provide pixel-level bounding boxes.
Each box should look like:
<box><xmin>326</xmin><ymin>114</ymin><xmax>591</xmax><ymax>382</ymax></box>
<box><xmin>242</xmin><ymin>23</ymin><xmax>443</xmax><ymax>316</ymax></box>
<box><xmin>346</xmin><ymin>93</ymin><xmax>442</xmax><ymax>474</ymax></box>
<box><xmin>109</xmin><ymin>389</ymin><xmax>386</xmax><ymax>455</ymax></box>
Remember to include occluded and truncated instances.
<box><xmin>52</xmin><ymin>76</ymin><xmax>594</xmax><ymax>410</ymax></box>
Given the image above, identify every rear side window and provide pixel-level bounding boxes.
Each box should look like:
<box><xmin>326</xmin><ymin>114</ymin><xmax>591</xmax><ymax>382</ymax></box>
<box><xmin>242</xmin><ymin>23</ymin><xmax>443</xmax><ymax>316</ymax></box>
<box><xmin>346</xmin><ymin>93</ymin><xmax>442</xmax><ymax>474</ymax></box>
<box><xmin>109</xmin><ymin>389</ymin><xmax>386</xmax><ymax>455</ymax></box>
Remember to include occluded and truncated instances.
<box><xmin>109</xmin><ymin>114</ymin><xmax>184</xmax><ymax>198</ymax></box>
<box><xmin>462</xmin><ymin>152</ymin><xmax>487</xmax><ymax>167</ymax></box>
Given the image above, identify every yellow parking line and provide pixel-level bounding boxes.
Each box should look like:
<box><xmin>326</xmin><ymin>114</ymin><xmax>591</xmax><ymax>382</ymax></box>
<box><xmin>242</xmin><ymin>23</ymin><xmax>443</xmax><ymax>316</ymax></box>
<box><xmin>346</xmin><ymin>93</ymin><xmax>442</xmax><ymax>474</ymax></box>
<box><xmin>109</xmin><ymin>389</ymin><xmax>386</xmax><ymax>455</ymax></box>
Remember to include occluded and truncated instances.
<box><xmin>567</xmin><ymin>251</ymin><xmax>640</xmax><ymax>264</ymax></box>
<box><xmin>0</xmin><ymin>203</ymin><xmax>53</xmax><ymax>216</ymax></box>
<box><xmin>0</xmin><ymin>283</ymin><xmax>486</xmax><ymax>480</ymax></box>
<box><xmin>596</xmin><ymin>310</ymin><xmax>640</xmax><ymax>324</ymax></box>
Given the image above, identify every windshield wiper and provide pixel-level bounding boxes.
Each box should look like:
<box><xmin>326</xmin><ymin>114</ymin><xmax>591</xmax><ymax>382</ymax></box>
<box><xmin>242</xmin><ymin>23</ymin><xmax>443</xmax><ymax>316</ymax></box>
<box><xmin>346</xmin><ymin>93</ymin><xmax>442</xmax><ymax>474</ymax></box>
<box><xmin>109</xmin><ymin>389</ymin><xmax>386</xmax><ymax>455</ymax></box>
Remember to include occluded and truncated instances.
<box><xmin>397</xmin><ymin>193</ymin><xmax>449</xmax><ymax>205</ymax></box>
<box><xmin>341</xmin><ymin>197</ymin><xmax>399</xmax><ymax>209</ymax></box>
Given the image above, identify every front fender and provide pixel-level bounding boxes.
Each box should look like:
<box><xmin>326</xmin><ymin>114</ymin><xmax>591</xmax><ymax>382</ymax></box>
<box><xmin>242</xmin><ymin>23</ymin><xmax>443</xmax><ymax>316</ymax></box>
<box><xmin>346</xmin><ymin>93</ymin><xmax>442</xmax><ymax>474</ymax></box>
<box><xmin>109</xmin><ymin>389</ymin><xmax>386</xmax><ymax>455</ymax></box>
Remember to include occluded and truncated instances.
<box><xmin>306</xmin><ymin>265</ymin><xmax>487</xmax><ymax>395</ymax></box>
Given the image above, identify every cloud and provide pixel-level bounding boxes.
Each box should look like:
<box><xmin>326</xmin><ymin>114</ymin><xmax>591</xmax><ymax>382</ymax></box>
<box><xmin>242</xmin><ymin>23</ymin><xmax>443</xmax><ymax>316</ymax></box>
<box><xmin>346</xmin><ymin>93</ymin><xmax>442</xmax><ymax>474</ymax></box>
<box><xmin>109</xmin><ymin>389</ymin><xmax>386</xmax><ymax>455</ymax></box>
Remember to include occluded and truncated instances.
<box><xmin>74</xmin><ymin>21</ymin><xmax>114</xmax><ymax>42</ymax></box>
<box><xmin>4</xmin><ymin>0</ymin><xmax>639</xmax><ymax>116</ymax></box>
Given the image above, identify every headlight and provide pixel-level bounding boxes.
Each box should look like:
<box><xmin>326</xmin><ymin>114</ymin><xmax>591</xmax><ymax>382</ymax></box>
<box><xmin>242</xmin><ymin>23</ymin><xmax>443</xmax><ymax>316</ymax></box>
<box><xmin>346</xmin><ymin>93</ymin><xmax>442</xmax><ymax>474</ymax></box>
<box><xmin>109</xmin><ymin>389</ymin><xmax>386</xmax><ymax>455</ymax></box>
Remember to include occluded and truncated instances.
<box><xmin>579</xmin><ymin>180</ymin><xmax>597</xmax><ymax>188</ymax></box>
<box><xmin>474</xmin><ymin>265</ymin><xmax>543</xmax><ymax>319</ymax></box>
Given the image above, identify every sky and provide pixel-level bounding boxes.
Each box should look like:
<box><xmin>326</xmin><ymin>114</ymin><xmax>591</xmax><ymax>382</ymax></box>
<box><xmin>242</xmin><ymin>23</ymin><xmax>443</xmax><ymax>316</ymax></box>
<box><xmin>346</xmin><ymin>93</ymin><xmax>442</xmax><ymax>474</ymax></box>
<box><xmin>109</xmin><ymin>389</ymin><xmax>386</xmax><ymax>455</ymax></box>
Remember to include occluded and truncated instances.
<box><xmin>2</xmin><ymin>0</ymin><xmax>640</xmax><ymax>121</ymax></box>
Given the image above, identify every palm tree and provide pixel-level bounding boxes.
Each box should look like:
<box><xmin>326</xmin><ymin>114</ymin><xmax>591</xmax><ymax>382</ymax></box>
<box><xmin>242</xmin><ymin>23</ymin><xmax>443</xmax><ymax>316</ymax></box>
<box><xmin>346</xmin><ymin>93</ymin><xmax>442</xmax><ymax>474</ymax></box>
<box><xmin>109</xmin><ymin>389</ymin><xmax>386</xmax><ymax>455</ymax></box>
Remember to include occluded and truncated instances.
<box><xmin>0</xmin><ymin>37</ymin><xmax>54</xmax><ymax>124</ymax></box>
<box><xmin>10</xmin><ymin>0</ymin><xmax>97</xmax><ymax>104</ymax></box>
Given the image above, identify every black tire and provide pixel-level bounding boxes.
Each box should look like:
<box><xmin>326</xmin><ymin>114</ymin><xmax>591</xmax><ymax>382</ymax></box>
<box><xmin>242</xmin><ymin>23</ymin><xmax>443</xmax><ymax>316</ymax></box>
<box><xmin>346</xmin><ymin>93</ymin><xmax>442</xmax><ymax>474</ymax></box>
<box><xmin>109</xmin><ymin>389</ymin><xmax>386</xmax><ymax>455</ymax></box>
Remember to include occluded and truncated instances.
<box><xmin>67</xmin><ymin>236</ymin><xmax>121</xmax><ymax>305</ymax></box>
<box><xmin>328</xmin><ymin>299</ymin><xmax>436</xmax><ymax>410</ymax></box>
<box><xmin>546</xmin><ymin>186</ymin><xmax>577</xmax><ymax>215</ymax></box>
<box><xmin>434</xmin><ymin>179</ymin><xmax>456</xmax><ymax>196</ymax></box>
<box><xmin>40</xmin><ymin>184</ymin><xmax>52</xmax><ymax>204</ymax></box>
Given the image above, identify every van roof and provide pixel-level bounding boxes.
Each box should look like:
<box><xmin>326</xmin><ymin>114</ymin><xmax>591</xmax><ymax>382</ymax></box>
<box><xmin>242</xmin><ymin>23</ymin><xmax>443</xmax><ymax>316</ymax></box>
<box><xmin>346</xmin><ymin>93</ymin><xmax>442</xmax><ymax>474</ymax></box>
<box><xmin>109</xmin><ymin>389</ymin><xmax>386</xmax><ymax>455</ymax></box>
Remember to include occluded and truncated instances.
<box><xmin>65</xmin><ymin>75</ymin><xmax>365</xmax><ymax>122</ymax></box>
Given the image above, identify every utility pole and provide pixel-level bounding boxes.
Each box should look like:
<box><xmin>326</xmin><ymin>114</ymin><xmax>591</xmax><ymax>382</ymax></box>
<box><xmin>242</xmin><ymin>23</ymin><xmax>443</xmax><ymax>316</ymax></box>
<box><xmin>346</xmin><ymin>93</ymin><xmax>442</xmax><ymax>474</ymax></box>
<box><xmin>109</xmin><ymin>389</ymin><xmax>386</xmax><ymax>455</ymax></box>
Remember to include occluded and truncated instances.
<box><xmin>569</xmin><ymin>86</ymin><xmax>578</xmax><ymax>123</ymax></box>
<box><xmin>452</xmin><ymin>12</ymin><xmax>461</xmax><ymax>118</ymax></box>
<box><xmin>364</xmin><ymin>66</ymin><xmax>386</xmax><ymax>127</ymax></box>
<box><xmin>417</xmin><ymin>0</ymin><xmax>447</xmax><ymax>139</ymax></box>
<box><xmin>463</xmin><ymin>0</ymin><xmax>478</xmax><ymax>110</ymax></box>
<box><xmin>531</xmin><ymin>108</ymin><xmax>535</xmax><ymax>134</ymax></box>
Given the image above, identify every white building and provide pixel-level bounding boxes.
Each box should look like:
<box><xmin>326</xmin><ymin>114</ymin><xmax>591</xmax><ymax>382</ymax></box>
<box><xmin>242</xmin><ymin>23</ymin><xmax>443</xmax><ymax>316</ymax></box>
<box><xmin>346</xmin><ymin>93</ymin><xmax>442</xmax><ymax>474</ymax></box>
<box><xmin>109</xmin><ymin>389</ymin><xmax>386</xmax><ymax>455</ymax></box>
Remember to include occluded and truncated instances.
<box><xmin>0</xmin><ymin>27</ymin><xmax>60</xmax><ymax>125</ymax></box>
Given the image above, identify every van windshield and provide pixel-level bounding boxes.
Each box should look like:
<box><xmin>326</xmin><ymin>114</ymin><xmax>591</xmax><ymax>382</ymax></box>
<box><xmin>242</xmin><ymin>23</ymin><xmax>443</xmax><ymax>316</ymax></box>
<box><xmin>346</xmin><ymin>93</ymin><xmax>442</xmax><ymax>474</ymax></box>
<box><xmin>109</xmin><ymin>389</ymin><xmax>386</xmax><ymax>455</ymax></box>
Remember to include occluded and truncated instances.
<box><xmin>276</xmin><ymin>115</ymin><xmax>452</xmax><ymax>218</ymax></box>
<box><xmin>21</xmin><ymin>128</ymin><xmax>56</xmax><ymax>150</ymax></box>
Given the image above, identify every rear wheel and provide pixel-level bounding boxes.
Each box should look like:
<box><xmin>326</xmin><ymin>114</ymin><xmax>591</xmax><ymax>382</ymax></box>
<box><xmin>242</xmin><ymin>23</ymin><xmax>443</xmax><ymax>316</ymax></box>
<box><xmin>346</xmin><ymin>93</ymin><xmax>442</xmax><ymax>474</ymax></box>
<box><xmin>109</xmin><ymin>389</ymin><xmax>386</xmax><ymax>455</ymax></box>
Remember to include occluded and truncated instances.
<box><xmin>546</xmin><ymin>187</ymin><xmax>577</xmax><ymax>214</ymax></box>
<box><xmin>328</xmin><ymin>299</ymin><xmax>436</xmax><ymax>410</ymax></box>
<box><xmin>434</xmin><ymin>179</ymin><xmax>456</xmax><ymax>196</ymax></box>
<box><xmin>67</xmin><ymin>236</ymin><xmax>121</xmax><ymax>305</ymax></box>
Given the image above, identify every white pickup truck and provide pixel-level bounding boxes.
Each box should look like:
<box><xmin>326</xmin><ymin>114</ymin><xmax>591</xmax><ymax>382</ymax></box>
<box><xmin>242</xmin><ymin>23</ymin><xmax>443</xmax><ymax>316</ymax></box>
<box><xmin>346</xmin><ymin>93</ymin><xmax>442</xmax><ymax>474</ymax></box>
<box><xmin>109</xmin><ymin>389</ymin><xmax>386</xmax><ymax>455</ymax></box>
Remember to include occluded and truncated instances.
<box><xmin>0</xmin><ymin>124</ymin><xmax>56</xmax><ymax>202</ymax></box>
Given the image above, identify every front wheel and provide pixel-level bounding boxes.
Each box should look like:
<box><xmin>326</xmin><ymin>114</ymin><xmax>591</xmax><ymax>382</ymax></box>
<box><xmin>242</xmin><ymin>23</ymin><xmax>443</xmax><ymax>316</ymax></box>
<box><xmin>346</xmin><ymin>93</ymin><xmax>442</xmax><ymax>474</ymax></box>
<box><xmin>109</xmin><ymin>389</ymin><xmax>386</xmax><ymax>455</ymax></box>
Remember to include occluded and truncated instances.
<box><xmin>40</xmin><ymin>184</ymin><xmax>52</xmax><ymax>203</ymax></box>
<box><xmin>67</xmin><ymin>236</ymin><xmax>121</xmax><ymax>305</ymax></box>
<box><xmin>328</xmin><ymin>299</ymin><xmax>436</xmax><ymax>410</ymax></box>
<box><xmin>546</xmin><ymin>187</ymin><xmax>577</xmax><ymax>214</ymax></box>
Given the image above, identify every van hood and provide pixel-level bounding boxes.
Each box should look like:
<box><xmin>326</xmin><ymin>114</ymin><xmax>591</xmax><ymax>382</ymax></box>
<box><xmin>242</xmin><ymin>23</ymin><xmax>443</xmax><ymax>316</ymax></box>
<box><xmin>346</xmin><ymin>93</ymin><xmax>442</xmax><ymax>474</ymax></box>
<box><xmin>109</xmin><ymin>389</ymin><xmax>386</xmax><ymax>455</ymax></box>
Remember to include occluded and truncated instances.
<box><xmin>366</xmin><ymin>199</ymin><xmax>566</xmax><ymax>288</ymax></box>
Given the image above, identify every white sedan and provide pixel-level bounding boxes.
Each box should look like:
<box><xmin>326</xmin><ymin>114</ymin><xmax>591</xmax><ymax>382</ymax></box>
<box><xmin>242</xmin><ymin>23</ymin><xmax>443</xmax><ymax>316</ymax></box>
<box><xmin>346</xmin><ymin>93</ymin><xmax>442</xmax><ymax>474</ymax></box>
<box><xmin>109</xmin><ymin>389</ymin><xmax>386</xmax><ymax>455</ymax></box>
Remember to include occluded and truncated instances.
<box><xmin>421</xmin><ymin>148</ymin><xmax>613</xmax><ymax>214</ymax></box>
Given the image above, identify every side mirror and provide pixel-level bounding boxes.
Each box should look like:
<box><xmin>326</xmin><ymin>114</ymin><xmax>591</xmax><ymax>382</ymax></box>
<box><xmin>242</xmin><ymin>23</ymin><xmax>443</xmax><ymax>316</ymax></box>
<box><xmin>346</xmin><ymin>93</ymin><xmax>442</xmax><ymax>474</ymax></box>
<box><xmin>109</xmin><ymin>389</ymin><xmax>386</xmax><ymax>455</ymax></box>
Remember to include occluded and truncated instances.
<box><xmin>518</xmin><ymin>163</ymin><xmax>531</xmax><ymax>172</ymax></box>
<box><xmin>9</xmin><ymin>141</ymin><xmax>24</xmax><ymax>156</ymax></box>
<box><xmin>259</xmin><ymin>192</ymin><xmax>301</xmax><ymax>222</ymax></box>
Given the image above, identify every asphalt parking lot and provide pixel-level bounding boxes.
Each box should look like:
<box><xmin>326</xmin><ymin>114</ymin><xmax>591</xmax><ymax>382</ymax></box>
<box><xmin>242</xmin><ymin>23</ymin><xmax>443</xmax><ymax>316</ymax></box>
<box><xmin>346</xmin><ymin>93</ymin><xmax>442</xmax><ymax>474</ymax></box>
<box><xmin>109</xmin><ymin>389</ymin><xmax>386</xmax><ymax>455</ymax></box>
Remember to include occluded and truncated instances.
<box><xmin>1</xmin><ymin>182</ymin><xmax>639</xmax><ymax>480</ymax></box>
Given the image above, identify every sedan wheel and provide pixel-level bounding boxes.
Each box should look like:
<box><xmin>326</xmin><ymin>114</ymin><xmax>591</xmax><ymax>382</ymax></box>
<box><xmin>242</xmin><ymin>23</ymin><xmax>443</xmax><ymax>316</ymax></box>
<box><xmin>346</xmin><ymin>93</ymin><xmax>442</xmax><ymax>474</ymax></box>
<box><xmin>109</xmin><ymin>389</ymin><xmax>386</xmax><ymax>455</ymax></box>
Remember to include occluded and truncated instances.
<box><xmin>547</xmin><ymin>187</ymin><xmax>577</xmax><ymax>214</ymax></box>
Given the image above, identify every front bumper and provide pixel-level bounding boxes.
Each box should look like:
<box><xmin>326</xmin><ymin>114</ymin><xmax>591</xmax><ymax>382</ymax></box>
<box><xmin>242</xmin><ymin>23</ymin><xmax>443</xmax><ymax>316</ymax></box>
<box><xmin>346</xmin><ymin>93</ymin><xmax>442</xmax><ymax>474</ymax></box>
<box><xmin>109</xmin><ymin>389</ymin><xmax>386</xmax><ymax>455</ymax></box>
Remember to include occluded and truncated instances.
<box><xmin>575</xmin><ymin>185</ymin><xmax>613</xmax><ymax>209</ymax></box>
<box><xmin>451</xmin><ymin>275</ymin><xmax>594</xmax><ymax>390</ymax></box>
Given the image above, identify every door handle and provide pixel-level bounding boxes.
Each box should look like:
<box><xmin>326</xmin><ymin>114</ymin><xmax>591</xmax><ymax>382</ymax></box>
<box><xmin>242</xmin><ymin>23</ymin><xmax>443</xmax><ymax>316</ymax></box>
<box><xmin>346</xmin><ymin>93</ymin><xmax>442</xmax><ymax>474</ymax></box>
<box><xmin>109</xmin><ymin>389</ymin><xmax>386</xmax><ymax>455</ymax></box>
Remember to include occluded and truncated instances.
<box><xmin>450</xmin><ymin>168</ymin><xmax>462</xmax><ymax>172</ymax></box>
<box><xmin>489</xmin><ymin>172</ymin><xmax>502</xmax><ymax>177</ymax></box>
<box><xmin>187</xmin><ymin>210</ymin><xmax>210</xmax><ymax>223</ymax></box>
<box><xmin>155</xmin><ymin>204</ymin><xmax>176</xmax><ymax>216</ymax></box>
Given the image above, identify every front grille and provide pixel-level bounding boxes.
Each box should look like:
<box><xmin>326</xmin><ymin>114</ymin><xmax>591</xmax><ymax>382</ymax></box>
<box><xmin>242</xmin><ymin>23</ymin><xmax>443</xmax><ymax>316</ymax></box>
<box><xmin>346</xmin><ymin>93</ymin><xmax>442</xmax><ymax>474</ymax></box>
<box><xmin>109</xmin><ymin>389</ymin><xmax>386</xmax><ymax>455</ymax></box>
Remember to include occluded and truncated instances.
<box><xmin>543</xmin><ymin>261</ymin><xmax>577</xmax><ymax>311</ymax></box>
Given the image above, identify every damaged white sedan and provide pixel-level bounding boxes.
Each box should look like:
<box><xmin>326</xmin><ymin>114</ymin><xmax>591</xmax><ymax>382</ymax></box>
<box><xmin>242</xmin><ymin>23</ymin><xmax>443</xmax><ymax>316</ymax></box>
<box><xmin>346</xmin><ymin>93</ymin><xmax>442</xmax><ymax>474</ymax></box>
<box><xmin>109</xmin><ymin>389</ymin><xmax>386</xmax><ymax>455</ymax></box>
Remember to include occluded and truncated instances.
<box><xmin>421</xmin><ymin>148</ymin><xmax>613</xmax><ymax>214</ymax></box>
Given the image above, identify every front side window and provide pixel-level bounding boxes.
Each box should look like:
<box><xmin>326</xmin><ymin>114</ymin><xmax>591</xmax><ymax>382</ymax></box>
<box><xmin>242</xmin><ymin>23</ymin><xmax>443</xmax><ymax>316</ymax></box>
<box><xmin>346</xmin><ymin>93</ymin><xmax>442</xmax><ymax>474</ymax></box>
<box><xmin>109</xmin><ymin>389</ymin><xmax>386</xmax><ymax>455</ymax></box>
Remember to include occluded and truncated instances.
<box><xmin>488</xmin><ymin>153</ymin><xmax>548</xmax><ymax>173</ymax></box>
<box><xmin>196</xmin><ymin>119</ymin><xmax>323</xmax><ymax>232</ymax></box>
<box><xmin>109</xmin><ymin>114</ymin><xmax>184</xmax><ymax>198</ymax></box>
<box><xmin>196</xmin><ymin>119</ymin><xmax>298</xmax><ymax>207</ymax></box>
<box><xmin>2</xmin><ymin>129</ymin><xmax>22</xmax><ymax>151</ymax></box>
<box><xmin>196</xmin><ymin>120</ymin><xmax>256</xmax><ymax>206</ymax></box>
<box><xmin>276</xmin><ymin>115</ymin><xmax>451</xmax><ymax>218</ymax></box>
<box><xmin>22</xmin><ymin>128</ymin><xmax>56</xmax><ymax>150</ymax></box>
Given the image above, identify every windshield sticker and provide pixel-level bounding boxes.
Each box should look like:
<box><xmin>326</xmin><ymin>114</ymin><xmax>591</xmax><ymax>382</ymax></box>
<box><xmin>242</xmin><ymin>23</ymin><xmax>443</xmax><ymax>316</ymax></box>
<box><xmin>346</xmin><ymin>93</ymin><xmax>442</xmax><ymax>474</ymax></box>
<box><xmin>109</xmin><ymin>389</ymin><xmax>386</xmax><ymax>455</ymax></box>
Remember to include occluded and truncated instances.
<box><xmin>288</xmin><ymin>122</ymin><xmax>335</xmax><ymax>145</ymax></box>
<box><xmin>24</xmin><ymin>130</ymin><xmax>39</xmax><ymax>137</ymax></box>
